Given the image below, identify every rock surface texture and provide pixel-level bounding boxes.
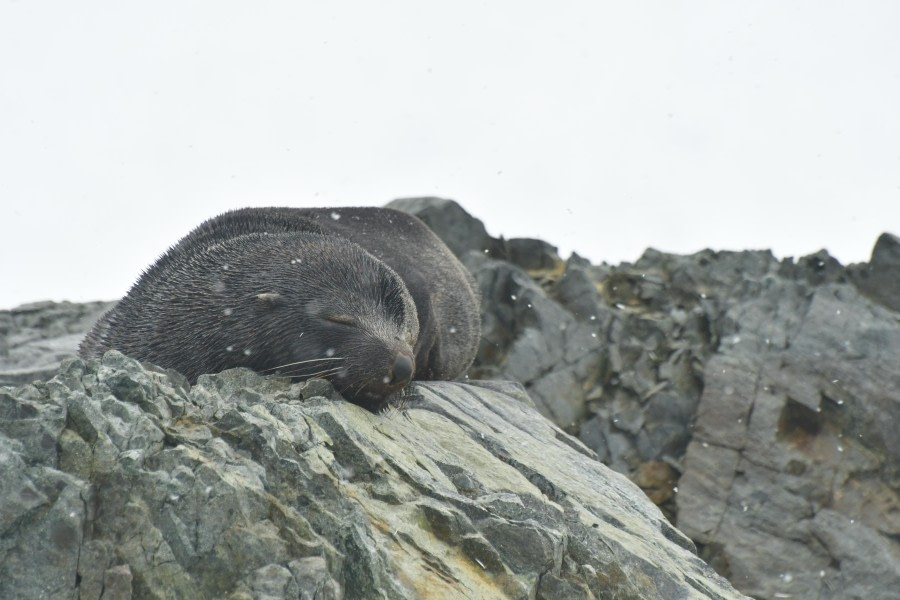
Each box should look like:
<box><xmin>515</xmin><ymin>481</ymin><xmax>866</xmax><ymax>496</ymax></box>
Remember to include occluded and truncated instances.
<box><xmin>390</xmin><ymin>199</ymin><xmax>900</xmax><ymax>600</ymax></box>
<box><xmin>2</xmin><ymin>198</ymin><xmax>898</xmax><ymax>599</ymax></box>
<box><xmin>0</xmin><ymin>300</ymin><xmax>114</xmax><ymax>386</ymax></box>
<box><xmin>0</xmin><ymin>353</ymin><xmax>741</xmax><ymax>599</ymax></box>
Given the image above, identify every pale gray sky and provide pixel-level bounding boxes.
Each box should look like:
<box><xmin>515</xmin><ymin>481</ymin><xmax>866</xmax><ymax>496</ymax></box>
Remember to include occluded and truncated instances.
<box><xmin>2</xmin><ymin>1</ymin><xmax>898</xmax><ymax>309</ymax></box>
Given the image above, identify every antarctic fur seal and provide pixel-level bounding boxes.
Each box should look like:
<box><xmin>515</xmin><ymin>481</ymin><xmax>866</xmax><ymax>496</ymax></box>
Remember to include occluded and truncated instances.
<box><xmin>79</xmin><ymin>207</ymin><xmax>482</xmax><ymax>407</ymax></box>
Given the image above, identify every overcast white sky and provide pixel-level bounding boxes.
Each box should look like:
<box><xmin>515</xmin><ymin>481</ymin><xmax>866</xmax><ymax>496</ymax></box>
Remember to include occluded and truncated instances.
<box><xmin>2</xmin><ymin>1</ymin><xmax>898</xmax><ymax>310</ymax></box>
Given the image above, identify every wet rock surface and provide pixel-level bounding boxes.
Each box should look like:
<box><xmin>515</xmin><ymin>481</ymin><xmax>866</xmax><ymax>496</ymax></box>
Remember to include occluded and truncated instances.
<box><xmin>0</xmin><ymin>353</ymin><xmax>742</xmax><ymax>599</ymax></box>
<box><xmin>2</xmin><ymin>198</ymin><xmax>898</xmax><ymax>599</ymax></box>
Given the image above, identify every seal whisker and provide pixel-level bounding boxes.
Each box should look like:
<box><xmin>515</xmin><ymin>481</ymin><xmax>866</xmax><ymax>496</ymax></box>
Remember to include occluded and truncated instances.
<box><xmin>281</xmin><ymin>367</ymin><xmax>343</xmax><ymax>379</ymax></box>
<box><xmin>262</xmin><ymin>357</ymin><xmax>346</xmax><ymax>373</ymax></box>
<box><xmin>345</xmin><ymin>378</ymin><xmax>371</xmax><ymax>398</ymax></box>
<box><xmin>77</xmin><ymin>205</ymin><xmax>480</xmax><ymax>407</ymax></box>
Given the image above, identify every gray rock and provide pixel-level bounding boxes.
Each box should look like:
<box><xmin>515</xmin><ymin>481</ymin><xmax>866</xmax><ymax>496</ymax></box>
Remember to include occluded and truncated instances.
<box><xmin>0</xmin><ymin>355</ymin><xmax>745</xmax><ymax>599</ymax></box>
<box><xmin>0</xmin><ymin>434</ymin><xmax>87</xmax><ymax>599</ymax></box>
<box><xmin>387</xmin><ymin>198</ymin><xmax>563</xmax><ymax>272</ymax></box>
<box><xmin>386</xmin><ymin>197</ymin><xmax>502</xmax><ymax>258</ymax></box>
<box><xmin>552</xmin><ymin>255</ymin><xmax>605</xmax><ymax>322</ymax></box>
<box><xmin>504</xmin><ymin>238</ymin><xmax>562</xmax><ymax>272</ymax></box>
<box><xmin>5</xmin><ymin>197</ymin><xmax>898</xmax><ymax>600</ymax></box>
<box><xmin>677</xmin><ymin>282</ymin><xmax>900</xmax><ymax>600</ymax></box>
<box><xmin>466</xmin><ymin>257</ymin><xmax>606</xmax><ymax>428</ymax></box>
<box><xmin>457</xmin><ymin>223</ymin><xmax>899</xmax><ymax>600</ymax></box>
<box><xmin>0</xmin><ymin>300</ymin><xmax>115</xmax><ymax>386</ymax></box>
<box><xmin>848</xmin><ymin>232</ymin><xmax>900</xmax><ymax>312</ymax></box>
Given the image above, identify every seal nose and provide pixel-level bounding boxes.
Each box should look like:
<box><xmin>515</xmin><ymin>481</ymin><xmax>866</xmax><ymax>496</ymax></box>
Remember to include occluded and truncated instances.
<box><xmin>390</xmin><ymin>354</ymin><xmax>414</xmax><ymax>386</ymax></box>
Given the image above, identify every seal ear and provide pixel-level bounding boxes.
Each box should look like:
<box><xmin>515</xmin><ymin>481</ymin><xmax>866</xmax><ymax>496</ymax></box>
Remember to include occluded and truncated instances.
<box><xmin>255</xmin><ymin>292</ymin><xmax>283</xmax><ymax>307</ymax></box>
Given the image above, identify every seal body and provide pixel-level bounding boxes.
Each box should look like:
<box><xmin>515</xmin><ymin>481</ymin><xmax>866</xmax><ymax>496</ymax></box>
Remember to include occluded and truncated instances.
<box><xmin>80</xmin><ymin>206</ymin><xmax>481</xmax><ymax>406</ymax></box>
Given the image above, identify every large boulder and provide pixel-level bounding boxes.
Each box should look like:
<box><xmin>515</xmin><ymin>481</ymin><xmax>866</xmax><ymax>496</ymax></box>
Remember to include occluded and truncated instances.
<box><xmin>391</xmin><ymin>198</ymin><xmax>900</xmax><ymax>600</ymax></box>
<box><xmin>0</xmin><ymin>352</ymin><xmax>744</xmax><ymax>599</ymax></box>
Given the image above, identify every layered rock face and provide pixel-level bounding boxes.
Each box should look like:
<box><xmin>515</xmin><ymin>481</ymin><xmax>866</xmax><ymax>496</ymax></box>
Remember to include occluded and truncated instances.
<box><xmin>2</xmin><ymin>198</ymin><xmax>898</xmax><ymax>599</ymax></box>
<box><xmin>391</xmin><ymin>198</ymin><xmax>900</xmax><ymax>600</ymax></box>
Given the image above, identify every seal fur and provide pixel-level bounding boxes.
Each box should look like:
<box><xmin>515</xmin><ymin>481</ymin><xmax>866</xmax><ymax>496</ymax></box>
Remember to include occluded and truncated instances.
<box><xmin>79</xmin><ymin>206</ymin><xmax>481</xmax><ymax>405</ymax></box>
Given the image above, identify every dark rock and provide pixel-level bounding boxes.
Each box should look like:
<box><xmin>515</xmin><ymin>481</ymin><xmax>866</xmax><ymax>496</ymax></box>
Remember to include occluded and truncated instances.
<box><xmin>0</xmin><ymin>300</ymin><xmax>115</xmax><ymax>386</ymax></box>
<box><xmin>551</xmin><ymin>255</ymin><xmax>605</xmax><ymax>322</ymax></box>
<box><xmin>778</xmin><ymin>248</ymin><xmax>848</xmax><ymax>286</ymax></box>
<box><xmin>386</xmin><ymin>197</ymin><xmax>503</xmax><ymax>258</ymax></box>
<box><xmin>504</xmin><ymin>238</ymin><xmax>563</xmax><ymax>272</ymax></box>
<box><xmin>848</xmin><ymin>232</ymin><xmax>900</xmax><ymax>312</ymax></box>
<box><xmin>537</xmin><ymin>571</ymin><xmax>594</xmax><ymax>600</ymax></box>
<box><xmin>388</xmin><ymin>198</ymin><xmax>565</xmax><ymax>271</ymax></box>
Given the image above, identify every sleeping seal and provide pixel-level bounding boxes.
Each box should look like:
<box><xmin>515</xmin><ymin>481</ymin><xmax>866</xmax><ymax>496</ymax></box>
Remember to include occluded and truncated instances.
<box><xmin>79</xmin><ymin>206</ymin><xmax>481</xmax><ymax>407</ymax></box>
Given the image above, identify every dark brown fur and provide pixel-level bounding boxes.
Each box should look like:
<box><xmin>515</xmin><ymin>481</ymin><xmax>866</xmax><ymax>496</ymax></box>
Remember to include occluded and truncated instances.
<box><xmin>80</xmin><ymin>207</ymin><xmax>481</xmax><ymax>407</ymax></box>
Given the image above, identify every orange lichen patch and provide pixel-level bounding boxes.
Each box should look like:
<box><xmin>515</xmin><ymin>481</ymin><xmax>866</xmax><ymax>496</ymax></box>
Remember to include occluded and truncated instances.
<box><xmin>632</xmin><ymin>461</ymin><xmax>678</xmax><ymax>506</ymax></box>
<box><xmin>526</xmin><ymin>261</ymin><xmax>567</xmax><ymax>286</ymax></box>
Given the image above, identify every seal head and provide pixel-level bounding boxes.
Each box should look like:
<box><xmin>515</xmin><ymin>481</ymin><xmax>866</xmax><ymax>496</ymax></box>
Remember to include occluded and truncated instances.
<box><xmin>81</xmin><ymin>231</ymin><xmax>419</xmax><ymax>406</ymax></box>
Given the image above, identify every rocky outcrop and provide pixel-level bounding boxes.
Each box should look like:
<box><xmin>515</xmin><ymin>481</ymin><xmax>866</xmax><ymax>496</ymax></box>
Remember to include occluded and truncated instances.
<box><xmin>390</xmin><ymin>199</ymin><xmax>900</xmax><ymax>600</ymax></box>
<box><xmin>0</xmin><ymin>300</ymin><xmax>114</xmax><ymax>386</ymax></box>
<box><xmin>848</xmin><ymin>232</ymin><xmax>900</xmax><ymax>312</ymax></box>
<box><xmin>0</xmin><ymin>352</ymin><xmax>742</xmax><ymax>599</ymax></box>
<box><xmin>2</xmin><ymin>198</ymin><xmax>898</xmax><ymax>599</ymax></box>
<box><xmin>676</xmin><ymin>274</ymin><xmax>900</xmax><ymax>599</ymax></box>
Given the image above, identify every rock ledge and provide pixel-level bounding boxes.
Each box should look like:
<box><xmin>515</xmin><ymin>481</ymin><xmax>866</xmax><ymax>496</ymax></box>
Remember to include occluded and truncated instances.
<box><xmin>0</xmin><ymin>351</ymin><xmax>745</xmax><ymax>599</ymax></box>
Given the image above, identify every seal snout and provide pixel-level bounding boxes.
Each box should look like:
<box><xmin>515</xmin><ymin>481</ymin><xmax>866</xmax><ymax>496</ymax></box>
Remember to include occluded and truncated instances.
<box><xmin>390</xmin><ymin>353</ymin><xmax>414</xmax><ymax>386</ymax></box>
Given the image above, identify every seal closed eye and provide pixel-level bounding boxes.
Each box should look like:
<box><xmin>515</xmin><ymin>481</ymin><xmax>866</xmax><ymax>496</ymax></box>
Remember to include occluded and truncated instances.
<box><xmin>79</xmin><ymin>206</ymin><xmax>481</xmax><ymax>408</ymax></box>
